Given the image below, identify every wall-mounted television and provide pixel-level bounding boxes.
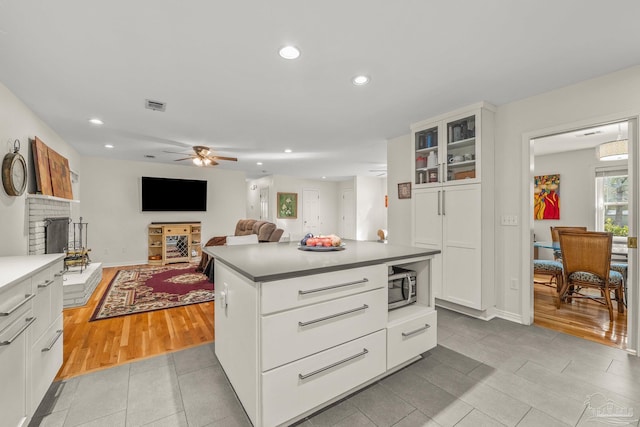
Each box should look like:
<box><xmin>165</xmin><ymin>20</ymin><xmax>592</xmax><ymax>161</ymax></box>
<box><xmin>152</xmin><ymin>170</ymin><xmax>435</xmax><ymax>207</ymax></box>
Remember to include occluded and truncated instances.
<box><xmin>141</xmin><ymin>176</ymin><xmax>207</xmax><ymax>212</ymax></box>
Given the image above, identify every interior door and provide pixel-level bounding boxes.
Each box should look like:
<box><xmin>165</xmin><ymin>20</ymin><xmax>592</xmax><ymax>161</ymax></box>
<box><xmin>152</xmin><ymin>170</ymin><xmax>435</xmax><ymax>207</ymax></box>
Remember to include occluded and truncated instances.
<box><xmin>260</xmin><ymin>187</ymin><xmax>269</xmax><ymax>220</ymax></box>
<box><xmin>303</xmin><ymin>189</ymin><xmax>319</xmax><ymax>236</ymax></box>
<box><xmin>341</xmin><ymin>189</ymin><xmax>355</xmax><ymax>239</ymax></box>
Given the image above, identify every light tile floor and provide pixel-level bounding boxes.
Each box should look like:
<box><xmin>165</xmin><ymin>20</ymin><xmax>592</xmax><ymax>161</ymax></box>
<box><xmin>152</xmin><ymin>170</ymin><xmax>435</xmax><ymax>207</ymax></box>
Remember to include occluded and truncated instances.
<box><xmin>30</xmin><ymin>308</ymin><xmax>640</xmax><ymax>427</ymax></box>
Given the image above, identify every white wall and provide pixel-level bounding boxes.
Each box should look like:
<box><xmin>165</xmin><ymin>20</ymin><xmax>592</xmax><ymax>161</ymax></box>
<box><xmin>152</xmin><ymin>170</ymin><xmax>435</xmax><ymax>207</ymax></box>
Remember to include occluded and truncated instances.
<box><xmin>355</xmin><ymin>176</ymin><xmax>387</xmax><ymax>241</ymax></box>
<box><xmin>80</xmin><ymin>156</ymin><xmax>247</xmax><ymax>266</ymax></box>
<box><xmin>533</xmin><ymin>148</ymin><xmax>601</xmax><ymax>259</ymax></box>
<box><xmin>386</xmin><ymin>64</ymin><xmax>640</xmax><ymax>321</ymax></box>
<box><xmin>496</xmin><ymin>65</ymin><xmax>640</xmax><ymax>318</ymax></box>
<box><xmin>0</xmin><ymin>82</ymin><xmax>81</xmax><ymax>256</ymax></box>
<box><xmin>271</xmin><ymin>175</ymin><xmax>340</xmax><ymax>242</ymax></box>
<box><xmin>386</xmin><ymin>134</ymin><xmax>412</xmax><ymax>245</ymax></box>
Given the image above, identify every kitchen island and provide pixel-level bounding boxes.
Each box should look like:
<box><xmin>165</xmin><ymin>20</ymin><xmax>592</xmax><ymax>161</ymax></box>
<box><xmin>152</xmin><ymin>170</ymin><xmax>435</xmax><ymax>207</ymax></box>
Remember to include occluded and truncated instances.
<box><xmin>204</xmin><ymin>240</ymin><xmax>439</xmax><ymax>427</ymax></box>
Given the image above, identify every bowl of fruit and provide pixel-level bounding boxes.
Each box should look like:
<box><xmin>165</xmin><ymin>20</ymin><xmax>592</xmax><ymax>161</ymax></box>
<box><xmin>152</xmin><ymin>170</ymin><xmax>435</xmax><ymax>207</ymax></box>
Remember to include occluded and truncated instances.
<box><xmin>297</xmin><ymin>234</ymin><xmax>345</xmax><ymax>251</ymax></box>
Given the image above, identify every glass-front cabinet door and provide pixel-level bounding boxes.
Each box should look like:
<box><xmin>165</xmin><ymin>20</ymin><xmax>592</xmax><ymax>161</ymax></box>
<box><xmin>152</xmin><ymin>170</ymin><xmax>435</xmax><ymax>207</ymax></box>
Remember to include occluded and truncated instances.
<box><xmin>445</xmin><ymin>114</ymin><xmax>478</xmax><ymax>184</ymax></box>
<box><xmin>414</xmin><ymin>124</ymin><xmax>440</xmax><ymax>186</ymax></box>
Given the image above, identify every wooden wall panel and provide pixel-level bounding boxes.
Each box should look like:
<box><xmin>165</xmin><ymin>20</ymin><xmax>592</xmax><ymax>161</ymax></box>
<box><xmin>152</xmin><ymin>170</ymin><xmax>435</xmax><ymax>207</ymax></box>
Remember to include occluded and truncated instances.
<box><xmin>47</xmin><ymin>147</ymin><xmax>73</xmax><ymax>199</ymax></box>
<box><xmin>32</xmin><ymin>136</ymin><xmax>53</xmax><ymax>196</ymax></box>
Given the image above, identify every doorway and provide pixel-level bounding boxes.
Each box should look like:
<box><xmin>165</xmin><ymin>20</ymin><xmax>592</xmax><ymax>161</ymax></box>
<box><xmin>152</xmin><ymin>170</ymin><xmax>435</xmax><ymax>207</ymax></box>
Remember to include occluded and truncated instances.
<box><xmin>302</xmin><ymin>189</ymin><xmax>319</xmax><ymax>236</ymax></box>
<box><xmin>524</xmin><ymin>118</ymin><xmax>637</xmax><ymax>352</ymax></box>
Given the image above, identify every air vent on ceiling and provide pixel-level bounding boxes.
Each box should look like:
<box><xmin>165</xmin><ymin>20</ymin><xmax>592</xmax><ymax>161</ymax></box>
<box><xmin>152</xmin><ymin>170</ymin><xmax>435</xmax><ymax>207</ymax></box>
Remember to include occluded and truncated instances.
<box><xmin>145</xmin><ymin>99</ymin><xmax>166</xmax><ymax>112</ymax></box>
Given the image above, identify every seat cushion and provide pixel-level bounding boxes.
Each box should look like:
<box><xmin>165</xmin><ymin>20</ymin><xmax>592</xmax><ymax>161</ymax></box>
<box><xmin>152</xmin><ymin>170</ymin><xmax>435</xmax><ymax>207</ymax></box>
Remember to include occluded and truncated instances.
<box><xmin>567</xmin><ymin>270</ymin><xmax>623</xmax><ymax>286</ymax></box>
<box><xmin>610</xmin><ymin>262</ymin><xmax>628</xmax><ymax>277</ymax></box>
<box><xmin>533</xmin><ymin>259</ymin><xmax>563</xmax><ymax>273</ymax></box>
<box><xmin>235</xmin><ymin>219</ymin><xmax>257</xmax><ymax>236</ymax></box>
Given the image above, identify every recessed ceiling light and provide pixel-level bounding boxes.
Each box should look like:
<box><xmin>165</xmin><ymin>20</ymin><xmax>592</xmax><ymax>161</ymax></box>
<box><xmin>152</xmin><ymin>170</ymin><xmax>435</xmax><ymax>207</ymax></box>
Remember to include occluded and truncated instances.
<box><xmin>257</xmin><ymin>162</ymin><xmax>263</xmax><ymax>166</ymax></box>
<box><xmin>322</xmin><ymin>176</ymin><xmax>327</xmax><ymax>179</ymax></box>
<box><xmin>89</xmin><ymin>118</ymin><xmax>104</xmax><ymax>125</ymax></box>
<box><xmin>279</xmin><ymin>46</ymin><xmax>300</xmax><ymax>60</ymax></box>
<box><xmin>104</xmin><ymin>144</ymin><xmax>114</xmax><ymax>149</ymax></box>
<box><xmin>284</xmin><ymin>149</ymin><xmax>292</xmax><ymax>153</ymax></box>
<box><xmin>352</xmin><ymin>75</ymin><xmax>370</xmax><ymax>86</ymax></box>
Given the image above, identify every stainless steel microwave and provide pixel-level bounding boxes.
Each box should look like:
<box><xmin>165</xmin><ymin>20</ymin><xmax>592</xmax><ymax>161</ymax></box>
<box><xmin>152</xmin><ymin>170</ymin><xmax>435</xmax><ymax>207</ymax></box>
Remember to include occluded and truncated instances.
<box><xmin>388</xmin><ymin>266</ymin><xmax>417</xmax><ymax>310</ymax></box>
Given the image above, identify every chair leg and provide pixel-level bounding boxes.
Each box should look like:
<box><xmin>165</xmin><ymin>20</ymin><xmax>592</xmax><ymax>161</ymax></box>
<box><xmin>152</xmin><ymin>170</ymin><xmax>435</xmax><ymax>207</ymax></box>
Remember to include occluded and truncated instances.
<box><xmin>616</xmin><ymin>286</ymin><xmax>625</xmax><ymax>313</ymax></box>
<box><xmin>602</xmin><ymin>286</ymin><xmax>614</xmax><ymax>321</ymax></box>
<box><xmin>556</xmin><ymin>276</ymin><xmax>567</xmax><ymax>308</ymax></box>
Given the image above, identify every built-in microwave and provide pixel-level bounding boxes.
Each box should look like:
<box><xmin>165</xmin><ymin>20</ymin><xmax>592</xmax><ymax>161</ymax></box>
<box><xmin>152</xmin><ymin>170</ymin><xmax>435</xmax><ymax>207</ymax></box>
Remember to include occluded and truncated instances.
<box><xmin>388</xmin><ymin>266</ymin><xmax>417</xmax><ymax>310</ymax></box>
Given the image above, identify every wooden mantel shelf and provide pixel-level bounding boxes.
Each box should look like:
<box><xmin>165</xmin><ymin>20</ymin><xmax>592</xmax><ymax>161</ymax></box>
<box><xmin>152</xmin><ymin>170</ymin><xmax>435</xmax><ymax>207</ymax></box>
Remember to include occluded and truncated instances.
<box><xmin>26</xmin><ymin>194</ymin><xmax>80</xmax><ymax>203</ymax></box>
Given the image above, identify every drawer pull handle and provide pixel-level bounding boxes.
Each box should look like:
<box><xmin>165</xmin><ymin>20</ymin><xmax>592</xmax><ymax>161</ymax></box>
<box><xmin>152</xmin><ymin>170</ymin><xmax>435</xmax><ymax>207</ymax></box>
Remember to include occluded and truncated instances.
<box><xmin>298</xmin><ymin>304</ymin><xmax>369</xmax><ymax>327</ymax></box>
<box><xmin>0</xmin><ymin>317</ymin><xmax>37</xmax><ymax>346</ymax></box>
<box><xmin>42</xmin><ymin>329</ymin><xmax>63</xmax><ymax>352</ymax></box>
<box><xmin>401</xmin><ymin>323</ymin><xmax>431</xmax><ymax>338</ymax></box>
<box><xmin>298</xmin><ymin>348</ymin><xmax>368</xmax><ymax>380</ymax></box>
<box><xmin>54</xmin><ymin>272</ymin><xmax>65</xmax><ymax>277</ymax></box>
<box><xmin>298</xmin><ymin>278</ymin><xmax>369</xmax><ymax>295</ymax></box>
<box><xmin>0</xmin><ymin>294</ymin><xmax>36</xmax><ymax>316</ymax></box>
<box><xmin>38</xmin><ymin>279</ymin><xmax>54</xmax><ymax>288</ymax></box>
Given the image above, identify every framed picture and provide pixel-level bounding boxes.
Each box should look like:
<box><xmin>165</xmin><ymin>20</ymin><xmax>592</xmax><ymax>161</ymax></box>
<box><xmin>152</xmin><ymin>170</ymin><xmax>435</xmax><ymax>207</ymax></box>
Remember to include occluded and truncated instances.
<box><xmin>398</xmin><ymin>182</ymin><xmax>411</xmax><ymax>199</ymax></box>
<box><xmin>534</xmin><ymin>174</ymin><xmax>560</xmax><ymax>220</ymax></box>
<box><xmin>277</xmin><ymin>192</ymin><xmax>298</xmax><ymax>218</ymax></box>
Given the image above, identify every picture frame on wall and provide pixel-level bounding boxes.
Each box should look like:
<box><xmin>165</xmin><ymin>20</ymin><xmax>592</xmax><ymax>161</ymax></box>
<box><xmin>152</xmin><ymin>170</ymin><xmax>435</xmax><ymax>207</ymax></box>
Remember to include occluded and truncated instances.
<box><xmin>534</xmin><ymin>174</ymin><xmax>560</xmax><ymax>220</ymax></box>
<box><xmin>277</xmin><ymin>192</ymin><xmax>298</xmax><ymax>218</ymax></box>
<box><xmin>398</xmin><ymin>182</ymin><xmax>411</xmax><ymax>199</ymax></box>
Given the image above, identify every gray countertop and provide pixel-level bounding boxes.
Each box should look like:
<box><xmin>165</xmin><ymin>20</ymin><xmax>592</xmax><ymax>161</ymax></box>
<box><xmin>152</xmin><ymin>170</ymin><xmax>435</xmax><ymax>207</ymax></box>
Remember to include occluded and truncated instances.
<box><xmin>203</xmin><ymin>240</ymin><xmax>439</xmax><ymax>282</ymax></box>
<box><xmin>0</xmin><ymin>254</ymin><xmax>66</xmax><ymax>290</ymax></box>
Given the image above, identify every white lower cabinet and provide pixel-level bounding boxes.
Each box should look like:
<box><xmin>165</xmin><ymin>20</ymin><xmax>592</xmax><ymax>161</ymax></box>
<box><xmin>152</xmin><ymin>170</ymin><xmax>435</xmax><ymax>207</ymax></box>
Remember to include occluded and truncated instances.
<box><xmin>0</xmin><ymin>315</ymin><xmax>33</xmax><ymax>427</ymax></box>
<box><xmin>262</xmin><ymin>330</ymin><xmax>386</xmax><ymax>427</ymax></box>
<box><xmin>261</xmin><ymin>288</ymin><xmax>387</xmax><ymax>370</ymax></box>
<box><xmin>0</xmin><ymin>254</ymin><xmax>65</xmax><ymax>427</ymax></box>
<box><xmin>387</xmin><ymin>310</ymin><xmax>437</xmax><ymax>370</ymax></box>
<box><xmin>30</xmin><ymin>314</ymin><xmax>64</xmax><ymax>413</ymax></box>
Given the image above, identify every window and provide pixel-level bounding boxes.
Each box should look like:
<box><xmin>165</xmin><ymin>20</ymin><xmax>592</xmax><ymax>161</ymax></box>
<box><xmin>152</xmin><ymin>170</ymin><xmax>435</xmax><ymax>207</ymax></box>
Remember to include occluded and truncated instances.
<box><xmin>595</xmin><ymin>166</ymin><xmax>628</xmax><ymax>236</ymax></box>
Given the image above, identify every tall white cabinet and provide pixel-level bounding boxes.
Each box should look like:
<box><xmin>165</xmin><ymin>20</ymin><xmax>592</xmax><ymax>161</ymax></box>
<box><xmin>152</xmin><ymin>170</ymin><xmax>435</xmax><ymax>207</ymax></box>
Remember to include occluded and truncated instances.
<box><xmin>411</xmin><ymin>103</ymin><xmax>495</xmax><ymax>315</ymax></box>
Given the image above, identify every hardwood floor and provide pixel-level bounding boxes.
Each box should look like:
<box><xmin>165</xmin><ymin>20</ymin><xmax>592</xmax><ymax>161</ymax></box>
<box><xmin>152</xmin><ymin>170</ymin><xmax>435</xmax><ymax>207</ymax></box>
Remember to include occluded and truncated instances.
<box><xmin>533</xmin><ymin>275</ymin><xmax>627</xmax><ymax>350</ymax></box>
<box><xmin>56</xmin><ymin>265</ymin><xmax>214</xmax><ymax>381</ymax></box>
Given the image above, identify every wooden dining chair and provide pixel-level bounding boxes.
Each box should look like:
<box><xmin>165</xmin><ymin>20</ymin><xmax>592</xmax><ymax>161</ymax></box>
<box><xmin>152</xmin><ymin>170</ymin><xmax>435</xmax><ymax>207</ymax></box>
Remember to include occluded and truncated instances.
<box><xmin>557</xmin><ymin>230</ymin><xmax>624</xmax><ymax>321</ymax></box>
<box><xmin>533</xmin><ymin>259</ymin><xmax>564</xmax><ymax>306</ymax></box>
<box><xmin>550</xmin><ymin>226</ymin><xmax>587</xmax><ymax>260</ymax></box>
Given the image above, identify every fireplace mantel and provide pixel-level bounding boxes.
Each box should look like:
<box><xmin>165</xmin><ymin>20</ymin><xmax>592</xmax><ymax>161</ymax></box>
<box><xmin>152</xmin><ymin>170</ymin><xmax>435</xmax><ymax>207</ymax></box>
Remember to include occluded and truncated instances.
<box><xmin>26</xmin><ymin>193</ymin><xmax>80</xmax><ymax>203</ymax></box>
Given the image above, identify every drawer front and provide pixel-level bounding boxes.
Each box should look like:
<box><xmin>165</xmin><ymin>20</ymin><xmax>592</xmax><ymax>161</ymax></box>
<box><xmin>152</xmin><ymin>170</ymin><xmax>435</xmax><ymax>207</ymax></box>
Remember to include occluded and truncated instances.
<box><xmin>387</xmin><ymin>310</ymin><xmax>437</xmax><ymax>370</ymax></box>
<box><xmin>262</xmin><ymin>289</ymin><xmax>386</xmax><ymax>371</ymax></box>
<box><xmin>31</xmin><ymin>266</ymin><xmax>54</xmax><ymax>342</ymax></box>
<box><xmin>30</xmin><ymin>314</ymin><xmax>63</xmax><ymax>414</ymax></box>
<box><xmin>0</xmin><ymin>278</ymin><xmax>34</xmax><ymax>334</ymax></box>
<box><xmin>165</xmin><ymin>226</ymin><xmax>189</xmax><ymax>235</ymax></box>
<box><xmin>261</xmin><ymin>264</ymin><xmax>386</xmax><ymax>314</ymax></box>
<box><xmin>262</xmin><ymin>330</ymin><xmax>386</xmax><ymax>427</ymax></box>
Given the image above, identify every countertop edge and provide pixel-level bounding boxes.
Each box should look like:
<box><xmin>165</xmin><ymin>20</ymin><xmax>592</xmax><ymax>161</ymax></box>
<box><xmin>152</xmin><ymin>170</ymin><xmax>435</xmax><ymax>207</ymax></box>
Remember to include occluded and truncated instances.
<box><xmin>0</xmin><ymin>253</ymin><xmax>66</xmax><ymax>290</ymax></box>
<box><xmin>214</xmin><ymin>250</ymin><xmax>439</xmax><ymax>282</ymax></box>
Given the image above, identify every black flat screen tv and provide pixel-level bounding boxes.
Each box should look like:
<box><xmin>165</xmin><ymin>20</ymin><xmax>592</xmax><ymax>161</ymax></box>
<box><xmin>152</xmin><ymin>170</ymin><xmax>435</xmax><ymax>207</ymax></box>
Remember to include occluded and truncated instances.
<box><xmin>141</xmin><ymin>176</ymin><xmax>207</xmax><ymax>211</ymax></box>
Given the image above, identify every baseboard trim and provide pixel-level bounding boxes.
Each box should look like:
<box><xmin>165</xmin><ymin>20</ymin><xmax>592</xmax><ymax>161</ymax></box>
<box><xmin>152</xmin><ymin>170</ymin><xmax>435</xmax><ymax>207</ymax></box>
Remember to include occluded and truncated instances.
<box><xmin>435</xmin><ymin>299</ymin><xmax>496</xmax><ymax>321</ymax></box>
<box><xmin>493</xmin><ymin>309</ymin><xmax>524</xmax><ymax>324</ymax></box>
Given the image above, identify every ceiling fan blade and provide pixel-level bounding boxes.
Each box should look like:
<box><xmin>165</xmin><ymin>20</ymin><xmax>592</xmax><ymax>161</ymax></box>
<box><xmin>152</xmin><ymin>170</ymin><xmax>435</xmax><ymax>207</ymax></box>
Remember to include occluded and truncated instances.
<box><xmin>209</xmin><ymin>160</ymin><xmax>219</xmax><ymax>166</ymax></box>
<box><xmin>163</xmin><ymin>150</ymin><xmax>191</xmax><ymax>155</ymax></box>
<box><xmin>173</xmin><ymin>157</ymin><xmax>194</xmax><ymax>161</ymax></box>
<box><xmin>211</xmin><ymin>156</ymin><xmax>238</xmax><ymax>162</ymax></box>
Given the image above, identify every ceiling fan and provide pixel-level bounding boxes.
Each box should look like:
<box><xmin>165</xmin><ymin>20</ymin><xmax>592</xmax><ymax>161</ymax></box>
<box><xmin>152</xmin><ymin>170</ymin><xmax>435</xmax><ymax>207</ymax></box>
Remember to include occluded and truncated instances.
<box><xmin>170</xmin><ymin>145</ymin><xmax>238</xmax><ymax>166</ymax></box>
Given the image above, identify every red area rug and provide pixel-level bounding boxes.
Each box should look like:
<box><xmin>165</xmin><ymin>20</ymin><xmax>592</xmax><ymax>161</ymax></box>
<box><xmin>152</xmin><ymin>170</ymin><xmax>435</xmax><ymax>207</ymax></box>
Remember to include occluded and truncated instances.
<box><xmin>90</xmin><ymin>263</ymin><xmax>214</xmax><ymax>321</ymax></box>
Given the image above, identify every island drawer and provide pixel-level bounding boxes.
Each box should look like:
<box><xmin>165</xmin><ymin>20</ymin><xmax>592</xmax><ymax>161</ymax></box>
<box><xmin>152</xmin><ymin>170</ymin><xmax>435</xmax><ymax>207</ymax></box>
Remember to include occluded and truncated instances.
<box><xmin>387</xmin><ymin>310</ymin><xmax>437</xmax><ymax>370</ymax></box>
<box><xmin>261</xmin><ymin>288</ymin><xmax>386</xmax><ymax>371</ymax></box>
<box><xmin>0</xmin><ymin>277</ymin><xmax>34</xmax><ymax>334</ymax></box>
<box><xmin>262</xmin><ymin>330</ymin><xmax>385</xmax><ymax>427</ymax></box>
<box><xmin>261</xmin><ymin>264</ymin><xmax>386</xmax><ymax>314</ymax></box>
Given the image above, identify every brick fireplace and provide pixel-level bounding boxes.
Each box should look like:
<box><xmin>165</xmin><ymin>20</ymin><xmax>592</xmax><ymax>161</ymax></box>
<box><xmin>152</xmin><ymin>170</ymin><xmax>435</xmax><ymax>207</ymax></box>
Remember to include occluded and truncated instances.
<box><xmin>26</xmin><ymin>194</ymin><xmax>102</xmax><ymax>307</ymax></box>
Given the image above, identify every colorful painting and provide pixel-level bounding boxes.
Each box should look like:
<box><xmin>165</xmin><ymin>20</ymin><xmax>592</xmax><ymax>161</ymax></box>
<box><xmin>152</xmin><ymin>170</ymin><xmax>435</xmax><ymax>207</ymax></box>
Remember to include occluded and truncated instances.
<box><xmin>277</xmin><ymin>192</ymin><xmax>297</xmax><ymax>218</ymax></box>
<box><xmin>534</xmin><ymin>174</ymin><xmax>560</xmax><ymax>220</ymax></box>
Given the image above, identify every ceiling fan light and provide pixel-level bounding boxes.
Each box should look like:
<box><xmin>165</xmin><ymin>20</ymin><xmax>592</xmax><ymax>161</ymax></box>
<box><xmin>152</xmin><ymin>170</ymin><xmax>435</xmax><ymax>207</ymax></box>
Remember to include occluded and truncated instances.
<box><xmin>597</xmin><ymin>139</ymin><xmax>628</xmax><ymax>161</ymax></box>
<box><xmin>204</xmin><ymin>158</ymin><xmax>212</xmax><ymax>165</ymax></box>
<box><xmin>193</xmin><ymin>157</ymin><xmax>203</xmax><ymax>166</ymax></box>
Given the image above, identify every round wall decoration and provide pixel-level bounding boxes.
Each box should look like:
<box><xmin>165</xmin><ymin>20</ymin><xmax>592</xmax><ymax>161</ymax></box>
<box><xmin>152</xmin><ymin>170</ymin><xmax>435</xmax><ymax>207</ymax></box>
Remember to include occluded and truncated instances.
<box><xmin>2</xmin><ymin>139</ymin><xmax>28</xmax><ymax>196</ymax></box>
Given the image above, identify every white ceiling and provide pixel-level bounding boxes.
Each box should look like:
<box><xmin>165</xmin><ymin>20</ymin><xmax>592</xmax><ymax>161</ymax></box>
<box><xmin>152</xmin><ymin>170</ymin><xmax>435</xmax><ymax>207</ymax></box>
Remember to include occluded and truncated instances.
<box><xmin>1</xmin><ymin>1</ymin><xmax>640</xmax><ymax>180</ymax></box>
<box><xmin>534</xmin><ymin>121</ymin><xmax>629</xmax><ymax>157</ymax></box>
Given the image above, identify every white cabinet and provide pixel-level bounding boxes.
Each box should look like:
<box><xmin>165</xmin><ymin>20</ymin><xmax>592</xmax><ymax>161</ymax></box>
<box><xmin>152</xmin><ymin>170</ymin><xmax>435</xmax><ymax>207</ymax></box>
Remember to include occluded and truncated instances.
<box><xmin>412</xmin><ymin>103</ymin><xmax>495</xmax><ymax>314</ymax></box>
<box><xmin>0</xmin><ymin>254</ymin><xmax>65</xmax><ymax>427</ymax></box>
